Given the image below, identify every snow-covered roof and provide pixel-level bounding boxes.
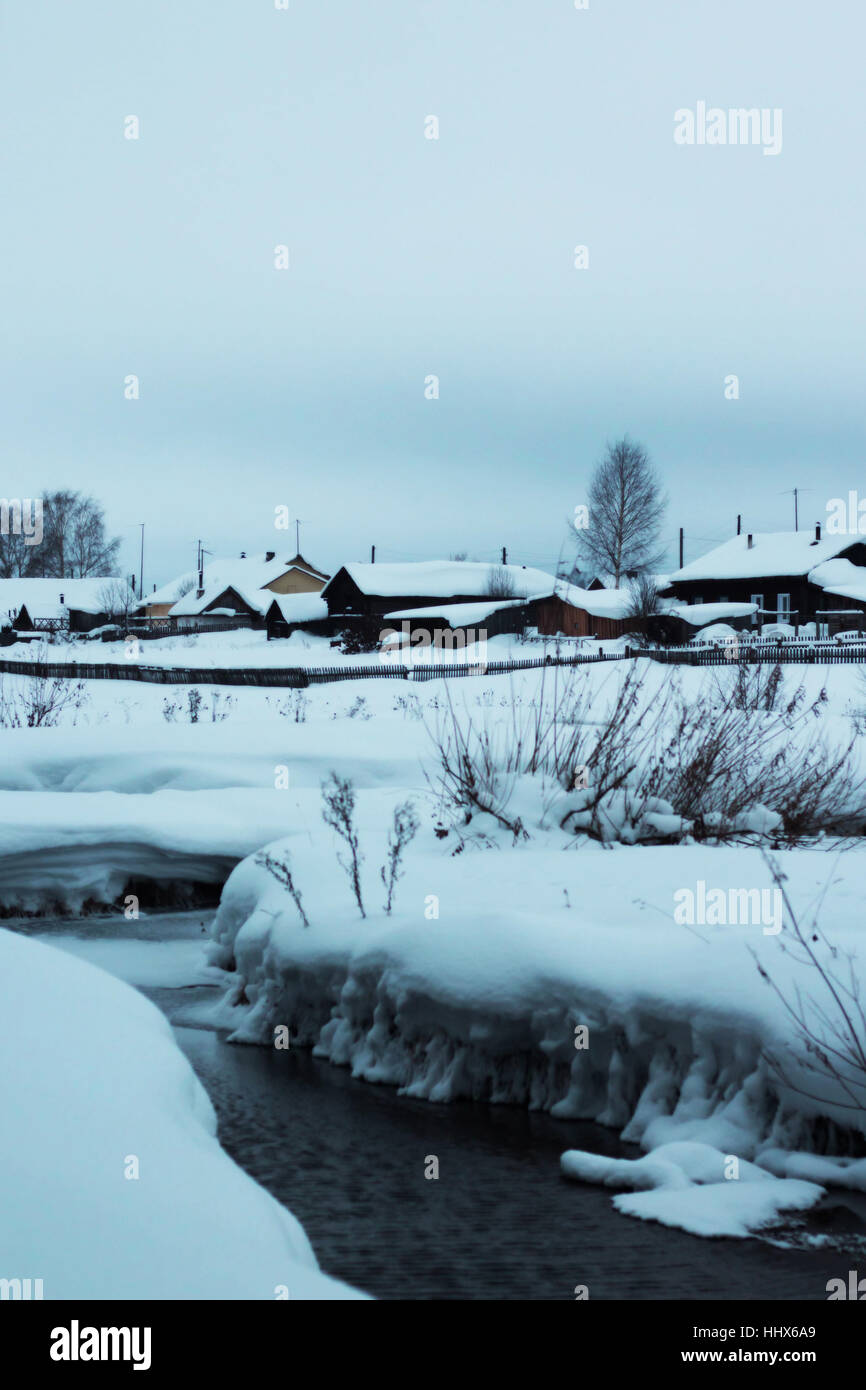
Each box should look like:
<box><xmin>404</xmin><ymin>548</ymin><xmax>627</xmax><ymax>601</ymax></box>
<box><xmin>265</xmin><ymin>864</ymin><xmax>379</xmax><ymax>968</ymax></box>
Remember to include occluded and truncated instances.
<box><xmin>172</xmin><ymin>582</ymin><xmax>273</xmax><ymax>618</ymax></box>
<box><xmin>553</xmin><ymin>582</ymin><xmax>633</xmax><ymax>620</ymax></box>
<box><xmin>385</xmin><ymin>583</ymin><xmax>640</xmax><ymax>625</ymax></box>
<box><xmin>383</xmin><ymin>596</ymin><xmax>529</xmax><ymax>628</ymax></box>
<box><xmin>268</xmin><ymin>593</ymin><xmax>328</xmax><ymax>624</ymax></box>
<box><xmin>0</xmin><ymin>577</ymin><xmax>120</xmax><ymax>620</ymax></box>
<box><xmin>808</xmin><ymin>558</ymin><xmax>866</xmax><ymax>606</ymax></box>
<box><xmin>669</xmin><ymin>531</ymin><xmax>853</xmax><ymax>583</ymax></box>
<box><xmin>323</xmin><ymin>561</ymin><xmax>559</xmax><ymax>601</ymax></box>
<box><xmin>143</xmin><ymin>553</ymin><xmax>327</xmax><ymax>610</ymax></box>
<box><xmin>669</xmin><ymin>601</ymin><xmax>758</xmax><ymax>627</ymax></box>
<box><xmin>589</xmin><ymin>571</ymin><xmax>672</xmax><ymax>592</ymax></box>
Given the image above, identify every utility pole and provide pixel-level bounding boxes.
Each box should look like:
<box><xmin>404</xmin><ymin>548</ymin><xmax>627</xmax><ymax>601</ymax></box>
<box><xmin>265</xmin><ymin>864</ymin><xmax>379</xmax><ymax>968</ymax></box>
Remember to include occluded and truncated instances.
<box><xmin>737</xmin><ymin>515</ymin><xmax>741</xmax><ymax>535</ymax></box>
<box><xmin>501</xmin><ymin>546</ymin><xmax>507</xmax><ymax>565</ymax></box>
<box><xmin>138</xmin><ymin>524</ymin><xmax>144</xmax><ymax>600</ymax></box>
<box><xmin>295</xmin><ymin>519</ymin><xmax>302</xmax><ymax>553</ymax></box>
<box><xmin>371</xmin><ymin>545</ymin><xmax>376</xmax><ymax>564</ymax></box>
<box><xmin>678</xmin><ymin>527</ymin><xmax>684</xmax><ymax>568</ymax></box>
<box><xmin>781</xmin><ymin>487</ymin><xmax>810</xmax><ymax>531</ymax></box>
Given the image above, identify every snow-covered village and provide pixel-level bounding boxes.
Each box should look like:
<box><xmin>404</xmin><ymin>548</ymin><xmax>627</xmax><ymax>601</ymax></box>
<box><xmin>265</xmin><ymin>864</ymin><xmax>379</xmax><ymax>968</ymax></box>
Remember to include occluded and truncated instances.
<box><xmin>2</xmin><ymin>0</ymin><xmax>864</xmax><ymax>1359</ymax></box>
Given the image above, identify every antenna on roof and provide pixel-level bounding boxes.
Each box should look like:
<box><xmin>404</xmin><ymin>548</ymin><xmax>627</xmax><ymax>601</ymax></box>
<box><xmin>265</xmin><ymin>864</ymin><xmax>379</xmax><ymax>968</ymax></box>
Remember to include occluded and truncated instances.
<box><xmin>678</xmin><ymin>527</ymin><xmax>684</xmax><ymax>568</ymax></box>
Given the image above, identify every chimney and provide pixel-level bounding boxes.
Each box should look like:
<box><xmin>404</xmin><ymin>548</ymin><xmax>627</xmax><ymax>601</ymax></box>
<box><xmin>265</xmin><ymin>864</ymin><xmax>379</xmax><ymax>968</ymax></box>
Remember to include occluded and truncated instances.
<box><xmin>265</xmin><ymin>551</ymin><xmax>275</xmax><ymax>563</ymax></box>
<box><xmin>747</xmin><ymin>534</ymin><xmax>753</xmax><ymax>549</ymax></box>
<box><xmin>815</xmin><ymin>522</ymin><xmax>821</xmax><ymax>542</ymax></box>
<box><xmin>59</xmin><ymin>593</ymin><xmax>65</xmax><ymax>605</ymax></box>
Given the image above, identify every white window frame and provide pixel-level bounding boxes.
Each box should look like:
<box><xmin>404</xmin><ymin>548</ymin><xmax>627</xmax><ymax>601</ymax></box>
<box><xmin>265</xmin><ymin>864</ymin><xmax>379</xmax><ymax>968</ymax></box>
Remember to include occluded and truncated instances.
<box><xmin>777</xmin><ymin>593</ymin><xmax>791</xmax><ymax>622</ymax></box>
<box><xmin>750</xmin><ymin>593</ymin><xmax>763</xmax><ymax>626</ymax></box>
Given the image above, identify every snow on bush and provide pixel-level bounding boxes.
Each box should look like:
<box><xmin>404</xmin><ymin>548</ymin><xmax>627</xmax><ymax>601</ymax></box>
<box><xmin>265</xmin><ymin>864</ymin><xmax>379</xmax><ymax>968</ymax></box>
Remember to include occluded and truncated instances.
<box><xmin>429</xmin><ymin>660</ymin><xmax>866</xmax><ymax>845</ymax></box>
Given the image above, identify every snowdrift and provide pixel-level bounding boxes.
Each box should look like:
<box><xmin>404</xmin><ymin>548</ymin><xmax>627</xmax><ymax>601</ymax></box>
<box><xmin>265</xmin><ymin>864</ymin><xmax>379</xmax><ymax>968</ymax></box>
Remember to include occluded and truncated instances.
<box><xmin>0</xmin><ymin>928</ymin><xmax>366</xmax><ymax>1299</ymax></box>
<box><xmin>204</xmin><ymin>838</ymin><xmax>866</xmax><ymax>1238</ymax></box>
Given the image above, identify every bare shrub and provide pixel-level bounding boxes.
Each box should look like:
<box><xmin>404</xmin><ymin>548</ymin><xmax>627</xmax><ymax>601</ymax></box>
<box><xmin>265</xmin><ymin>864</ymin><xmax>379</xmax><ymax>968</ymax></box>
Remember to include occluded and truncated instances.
<box><xmin>428</xmin><ymin>664</ymin><xmax>663</xmax><ymax>840</ymax></box>
<box><xmin>380</xmin><ymin>799</ymin><xmax>420</xmax><ymax>913</ymax></box>
<box><xmin>322</xmin><ymin>772</ymin><xmax>365</xmax><ymax>917</ymax></box>
<box><xmin>0</xmin><ymin>673</ymin><xmax>88</xmax><ymax>728</ymax></box>
<box><xmin>265</xmin><ymin>690</ymin><xmax>308</xmax><ymax>722</ymax></box>
<box><xmin>429</xmin><ymin>659</ymin><xmax>866</xmax><ymax>844</ymax></box>
<box><xmin>255</xmin><ymin>850</ymin><xmax>310</xmax><ymax>929</ymax></box>
<box><xmin>750</xmin><ymin>852</ymin><xmax>866</xmax><ymax>1121</ymax></box>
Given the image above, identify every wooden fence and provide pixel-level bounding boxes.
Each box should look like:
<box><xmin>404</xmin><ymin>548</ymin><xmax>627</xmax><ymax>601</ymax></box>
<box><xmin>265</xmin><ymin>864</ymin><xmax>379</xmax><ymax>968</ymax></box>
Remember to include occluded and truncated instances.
<box><xmin>635</xmin><ymin>642</ymin><xmax>866</xmax><ymax>667</ymax></box>
<box><xmin>0</xmin><ymin>650</ymin><xmax>622</xmax><ymax>689</ymax></box>
<box><xmin>0</xmin><ymin>641</ymin><xmax>864</xmax><ymax>689</ymax></box>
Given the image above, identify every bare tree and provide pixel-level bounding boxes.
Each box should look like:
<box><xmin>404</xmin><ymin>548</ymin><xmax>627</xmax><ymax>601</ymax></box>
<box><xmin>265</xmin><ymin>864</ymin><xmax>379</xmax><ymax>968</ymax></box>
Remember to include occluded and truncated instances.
<box><xmin>0</xmin><ymin>525</ymin><xmax>35</xmax><ymax>578</ymax></box>
<box><xmin>39</xmin><ymin>491</ymin><xmax>121</xmax><ymax>578</ymax></box>
<box><xmin>483</xmin><ymin>565</ymin><xmax>517</xmax><ymax>599</ymax></box>
<box><xmin>97</xmin><ymin>578</ymin><xmax>138</xmax><ymax>624</ymax></box>
<box><xmin>624</xmin><ymin>573</ymin><xmax>662</xmax><ymax>643</ymax></box>
<box><xmin>577</xmin><ymin>437</ymin><xmax>667</xmax><ymax>586</ymax></box>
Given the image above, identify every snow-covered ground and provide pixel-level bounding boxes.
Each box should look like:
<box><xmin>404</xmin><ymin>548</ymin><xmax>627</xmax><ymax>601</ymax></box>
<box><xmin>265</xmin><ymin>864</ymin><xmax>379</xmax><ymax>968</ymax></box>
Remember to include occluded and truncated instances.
<box><xmin>200</xmin><ymin>834</ymin><xmax>866</xmax><ymax>1239</ymax></box>
<box><xmin>0</xmin><ymin>927</ymin><xmax>365</xmax><ymax>1299</ymax></box>
<box><xmin>3</xmin><ymin>651</ymin><xmax>866</xmax><ymax>1248</ymax></box>
<box><xmin>0</xmin><ymin>627</ymin><xmax>558</xmax><ymax>669</ymax></box>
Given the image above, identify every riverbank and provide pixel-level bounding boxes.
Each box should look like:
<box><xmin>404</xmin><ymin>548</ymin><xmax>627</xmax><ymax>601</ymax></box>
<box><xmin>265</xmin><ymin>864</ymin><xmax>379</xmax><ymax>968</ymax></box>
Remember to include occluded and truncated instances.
<box><xmin>12</xmin><ymin>911</ymin><xmax>865</xmax><ymax>1300</ymax></box>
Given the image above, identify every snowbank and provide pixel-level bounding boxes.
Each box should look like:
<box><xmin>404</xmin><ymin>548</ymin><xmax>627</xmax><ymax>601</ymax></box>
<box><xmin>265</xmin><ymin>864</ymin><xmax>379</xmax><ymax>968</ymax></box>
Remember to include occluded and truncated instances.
<box><xmin>202</xmin><ymin>835</ymin><xmax>866</xmax><ymax>1238</ymax></box>
<box><xmin>0</xmin><ymin>928</ymin><xmax>365</xmax><ymax>1298</ymax></box>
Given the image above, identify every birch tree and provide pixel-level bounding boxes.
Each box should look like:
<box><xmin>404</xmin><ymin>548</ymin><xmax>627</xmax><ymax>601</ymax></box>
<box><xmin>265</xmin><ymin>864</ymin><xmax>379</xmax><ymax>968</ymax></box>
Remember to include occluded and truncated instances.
<box><xmin>577</xmin><ymin>437</ymin><xmax>667</xmax><ymax>585</ymax></box>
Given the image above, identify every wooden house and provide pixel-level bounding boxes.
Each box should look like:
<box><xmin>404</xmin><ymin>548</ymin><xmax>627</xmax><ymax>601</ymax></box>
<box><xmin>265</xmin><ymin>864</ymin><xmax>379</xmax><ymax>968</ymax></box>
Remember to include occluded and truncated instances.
<box><xmin>666</xmin><ymin>527</ymin><xmax>866</xmax><ymax>633</ymax></box>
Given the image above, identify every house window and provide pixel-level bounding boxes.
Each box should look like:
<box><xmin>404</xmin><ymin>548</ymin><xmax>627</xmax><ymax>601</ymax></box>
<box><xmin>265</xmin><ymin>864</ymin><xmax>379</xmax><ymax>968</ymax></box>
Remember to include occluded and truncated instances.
<box><xmin>818</xmin><ymin>622</ymin><xmax>829</xmax><ymax>639</ymax></box>
<box><xmin>718</xmin><ymin>596</ymin><xmax>728</xmax><ymax>605</ymax></box>
<box><xmin>692</xmin><ymin>596</ymin><xmax>702</xmax><ymax>605</ymax></box>
<box><xmin>777</xmin><ymin>593</ymin><xmax>791</xmax><ymax>622</ymax></box>
<box><xmin>751</xmin><ymin>593</ymin><xmax>763</xmax><ymax>626</ymax></box>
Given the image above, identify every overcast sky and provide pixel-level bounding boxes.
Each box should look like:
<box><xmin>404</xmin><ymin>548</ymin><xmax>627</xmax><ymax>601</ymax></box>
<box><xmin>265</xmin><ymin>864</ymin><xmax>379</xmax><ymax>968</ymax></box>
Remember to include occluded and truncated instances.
<box><xmin>2</xmin><ymin>1</ymin><xmax>863</xmax><ymax>590</ymax></box>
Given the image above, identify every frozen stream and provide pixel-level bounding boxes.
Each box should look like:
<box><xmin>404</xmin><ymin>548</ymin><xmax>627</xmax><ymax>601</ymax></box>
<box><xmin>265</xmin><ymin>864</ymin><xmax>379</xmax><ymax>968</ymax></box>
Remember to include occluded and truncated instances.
<box><xmin>11</xmin><ymin>910</ymin><xmax>866</xmax><ymax>1300</ymax></box>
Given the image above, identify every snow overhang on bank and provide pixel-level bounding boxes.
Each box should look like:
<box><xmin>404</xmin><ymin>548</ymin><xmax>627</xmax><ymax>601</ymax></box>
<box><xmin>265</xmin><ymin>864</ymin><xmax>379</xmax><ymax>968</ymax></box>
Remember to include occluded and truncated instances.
<box><xmin>203</xmin><ymin>838</ymin><xmax>866</xmax><ymax>1237</ymax></box>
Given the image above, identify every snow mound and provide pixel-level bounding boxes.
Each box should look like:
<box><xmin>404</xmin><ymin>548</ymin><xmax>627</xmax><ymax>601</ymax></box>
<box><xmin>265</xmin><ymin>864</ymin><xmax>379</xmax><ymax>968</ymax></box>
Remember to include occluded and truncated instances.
<box><xmin>560</xmin><ymin>1140</ymin><xmax>824</xmax><ymax>1238</ymax></box>
<box><xmin>0</xmin><ymin>928</ymin><xmax>366</xmax><ymax>1298</ymax></box>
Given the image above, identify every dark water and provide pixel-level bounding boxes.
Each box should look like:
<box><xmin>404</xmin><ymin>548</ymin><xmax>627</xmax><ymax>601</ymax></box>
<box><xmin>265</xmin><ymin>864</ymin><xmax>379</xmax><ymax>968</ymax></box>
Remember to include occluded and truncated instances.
<box><xmin>18</xmin><ymin>912</ymin><xmax>866</xmax><ymax>1301</ymax></box>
